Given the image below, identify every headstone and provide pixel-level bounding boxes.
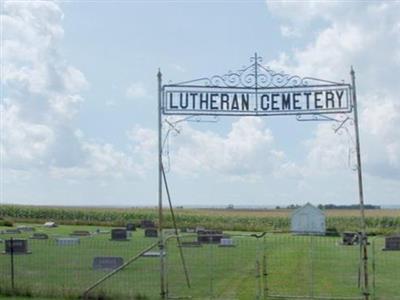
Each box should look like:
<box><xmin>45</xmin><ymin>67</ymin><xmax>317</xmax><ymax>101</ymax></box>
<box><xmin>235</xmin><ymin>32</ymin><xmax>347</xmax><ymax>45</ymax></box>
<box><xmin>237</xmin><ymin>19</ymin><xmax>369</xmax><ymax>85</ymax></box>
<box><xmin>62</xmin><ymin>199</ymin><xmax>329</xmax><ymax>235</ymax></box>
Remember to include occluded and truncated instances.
<box><xmin>197</xmin><ymin>230</ymin><xmax>223</xmax><ymax>244</ymax></box>
<box><xmin>4</xmin><ymin>239</ymin><xmax>30</xmax><ymax>254</ymax></box>
<box><xmin>219</xmin><ymin>238</ymin><xmax>235</xmax><ymax>247</ymax></box>
<box><xmin>17</xmin><ymin>226</ymin><xmax>35</xmax><ymax>232</ymax></box>
<box><xmin>195</xmin><ymin>226</ymin><xmax>205</xmax><ymax>233</ymax></box>
<box><xmin>30</xmin><ymin>233</ymin><xmax>49</xmax><ymax>240</ymax></box>
<box><xmin>179</xmin><ymin>241</ymin><xmax>202</xmax><ymax>247</ymax></box>
<box><xmin>141</xmin><ymin>220</ymin><xmax>155</xmax><ymax>229</ymax></box>
<box><xmin>70</xmin><ymin>230</ymin><xmax>91</xmax><ymax>237</ymax></box>
<box><xmin>141</xmin><ymin>250</ymin><xmax>166</xmax><ymax>257</ymax></box>
<box><xmin>44</xmin><ymin>222</ymin><xmax>57</xmax><ymax>228</ymax></box>
<box><xmin>383</xmin><ymin>235</ymin><xmax>400</xmax><ymax>251</ymax></box>
<box><xmin>111</xmin><ymin>229</ymin><xmax>128</xmax><ymax>241</ymax></box>
<box><xmin>56</xmin><ymin>237</ymin><xmax>80</xmax><ymax>246</ymax></box>
<box><xmin>126</xmin><ymin>223</ymin><xmax>136</xmax><ymax>231</ymax></box>
<box><xmin>4</xmin><ymin>229</ymin><xmax>21</xmax><ymax>234</ymax></box>
<box><xmin>93</xmin><ymin>256</ymin><xmax>124</xmax><ymax>270</ymax></box>
<box><xmin>145</xmin><ymin>228</ymin><xmax>158</xmax><ymax>238</ymax></box>
<box><xmin>342</xmin><ymin>232</ymin><xmax>359</xmax><ymax>246</ymax></box>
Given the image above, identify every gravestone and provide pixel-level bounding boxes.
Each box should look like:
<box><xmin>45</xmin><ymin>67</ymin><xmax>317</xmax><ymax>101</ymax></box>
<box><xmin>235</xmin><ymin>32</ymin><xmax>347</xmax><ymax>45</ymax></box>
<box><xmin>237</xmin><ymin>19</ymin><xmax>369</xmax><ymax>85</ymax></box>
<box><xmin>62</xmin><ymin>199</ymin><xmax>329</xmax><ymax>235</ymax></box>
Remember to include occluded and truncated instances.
<box><xmin>43</xmin><ymin>221</ymin><xmax>57</xmax><ymax>228</ymax></box>
<box><xmin>383</xmin><ymin>235</ymin><xmax>400</xmax><ymax>251</ymax></box>
<box><xmin>195</xmin><ymin>226</ymin><xmax>205</xmax><ymax>233</ymax></box>
<box><xmin>4</xmin><ymin>229</ymin><xmax>21</xmax><ymax>234</ymax></box>
<box><xmin>219</xmin><ymin>238</ymin><xmax>235</xmax><ymax>247</ymax></box>
<box><xmin>56</xmin><ymin>237</ymin><xmax>80</xmax><ymax>246</ymax></box>
<box><xmin>197</xmin><ymin>230</ymin><xmax>223</xmax><ymax>244</ymax></box>
<box><xmin>142</xmin><ymin>250</ymin><xmax>166</xmax><ymax>257</ymax></box>
<box><xmin>4</xmin><ymin>239</ymin><xmax>30</xmax><ymax>254</ymax></box>
<box><xmin>93</xmin><ymin>256</ymin><xmax>124</xmax><ymax>270</ymax></box>
<box><xmin>180</xmin><ymin>241</ymin><xmax>202</xmax><ymax>247</ymax></box>
<box><xmin>17</xmin><ymin>226</ymin><xmax>35</xmax><ymax>232</ymax></box>
<box><xmin>145</xmin><ymin>228</ymin><xmax>158</xmax><ymax>238</ymax></box>
<box><xmin>111</xmin><ymin>229</ymin><xmax>128</xmax><ymax>241</ymax></box>
<box><xmin>70</xmin><ymin>230</ymin><xmax>91</xmax><ymax>237</ymax></box>
<box><xmin>30</xmin><ymin>233</ymin><xmax>49</xmax><ymax>240</ymax></box>
<box><xmin>126</xmin><ymin>223</ymin><xmax>136</xmax><ymax>231</ymax></box>
<box><xmin>141</xmin><ymin>220</ymin><xmax>155</xmax><ymax>228</ymax></box>
<box><xmin>342</xmin><ymin>232</ymin><xmax>359</xmax><ymax>246</ymax></box>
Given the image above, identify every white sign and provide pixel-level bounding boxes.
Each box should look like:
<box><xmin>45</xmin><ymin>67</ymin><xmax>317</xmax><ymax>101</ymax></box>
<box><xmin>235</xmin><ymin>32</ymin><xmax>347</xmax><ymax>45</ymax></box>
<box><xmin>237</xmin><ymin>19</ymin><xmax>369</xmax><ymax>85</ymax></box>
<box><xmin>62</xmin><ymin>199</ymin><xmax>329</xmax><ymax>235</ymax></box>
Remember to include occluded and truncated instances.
<box><xmin>163</xmin><ymin>85</ymin><xmax>351</xmax><ymax>116</ymax></box>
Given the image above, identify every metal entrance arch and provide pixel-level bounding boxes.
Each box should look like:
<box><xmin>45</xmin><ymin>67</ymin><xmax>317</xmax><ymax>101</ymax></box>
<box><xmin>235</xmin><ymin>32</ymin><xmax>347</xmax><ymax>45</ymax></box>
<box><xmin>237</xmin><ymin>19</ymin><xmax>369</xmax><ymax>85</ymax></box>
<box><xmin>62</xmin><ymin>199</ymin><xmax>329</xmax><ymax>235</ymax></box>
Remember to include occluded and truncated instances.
<box><xmin>156</xmin><ymin>54</ymin><xmax>369</xmax><ymax>300</ymax></box>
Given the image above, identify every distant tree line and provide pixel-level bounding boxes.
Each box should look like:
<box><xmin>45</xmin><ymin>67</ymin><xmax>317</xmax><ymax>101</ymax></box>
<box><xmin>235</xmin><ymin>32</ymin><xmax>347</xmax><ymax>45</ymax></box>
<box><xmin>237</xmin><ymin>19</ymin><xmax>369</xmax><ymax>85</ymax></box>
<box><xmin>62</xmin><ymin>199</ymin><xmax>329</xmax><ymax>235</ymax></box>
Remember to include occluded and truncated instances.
<box><xmin>317</xmin><ymin>204</ymin><xmax>381</xmax><ymax>210</ymax></box>
<box><xmin>276</xmin><ymin>204</ymin><xmax>381</xmax><ymax>210</ymax></box>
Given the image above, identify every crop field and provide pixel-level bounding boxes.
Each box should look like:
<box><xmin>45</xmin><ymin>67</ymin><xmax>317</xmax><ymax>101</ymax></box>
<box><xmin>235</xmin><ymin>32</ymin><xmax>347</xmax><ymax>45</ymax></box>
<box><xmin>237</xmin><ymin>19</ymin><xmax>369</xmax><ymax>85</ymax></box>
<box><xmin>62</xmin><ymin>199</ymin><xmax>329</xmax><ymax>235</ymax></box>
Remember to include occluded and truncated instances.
<box><xmin>1</xmin><ymin>205</ymin><xmax>399</xmax><ymax>234</ymax></box>
<box><xmin>0</xmin><ymin>222</ymin><xmax>399</xmax><ymax>300</ymax></box>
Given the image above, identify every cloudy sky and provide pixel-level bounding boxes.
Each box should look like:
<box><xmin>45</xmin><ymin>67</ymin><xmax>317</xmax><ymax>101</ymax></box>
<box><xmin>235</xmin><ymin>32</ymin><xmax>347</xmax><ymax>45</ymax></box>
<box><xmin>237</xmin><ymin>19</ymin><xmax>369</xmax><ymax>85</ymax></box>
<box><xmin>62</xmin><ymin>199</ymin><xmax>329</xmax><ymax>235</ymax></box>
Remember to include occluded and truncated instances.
<box><xmin>1</xmin><ymin>0</ymin><xmax>400</xmax><ymax>207</ymax></box>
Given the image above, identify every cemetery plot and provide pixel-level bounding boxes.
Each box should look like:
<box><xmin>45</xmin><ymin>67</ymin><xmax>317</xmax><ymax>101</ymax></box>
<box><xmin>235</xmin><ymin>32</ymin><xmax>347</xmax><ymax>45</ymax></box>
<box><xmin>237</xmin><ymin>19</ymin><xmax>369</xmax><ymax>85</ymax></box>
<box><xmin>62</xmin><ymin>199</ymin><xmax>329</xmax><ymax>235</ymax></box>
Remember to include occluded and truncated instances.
<box><xmin>219</xmin><ymin>238</ymin><xmax>235</xmax><ymax>247</ymax></box>
<box><xmin>56</xmin><ymin>237</ymin><xmax>80</xmax><ymax>246</ymax></box>
<box><xmin>17</xmin><ymin>226</ymin><xmax>35</xmax><ymax>232</ymax></box>
<box><xmin>197</xmin><ymin>230</ymin><xmax>223</xmax><ymax>244</ymax></box>
<box><xmin>144</xmin><ymin>228</ymin><xmax>158</xmax><ymax>238</ymax></box>
<box><xmin>0</xmin><ymin>224</ymin><xmax>398</xmax><ymax>300</ymax></box>
<box><xmin>3</xmin><ymin>229</ymin><xmax>21</xmax><ymax>234</ymax></box>
<box><xmin>93</xmin><ymin>256</ymin><xmax>124</xmax><ymax>270</ymax></box>
<box><xmin>111</xmin><ymin>229</ymin><xmax>128</xmax><ymax>241</ymax></box>
<box><xmin>383</xmin><ymin>235</ymin><xmax>400</xmax><ymax>251</ymax></box>
<box><xmin>70</xmin><ymin>230</ymin><xmax>91</xmax><ymax>237</ymax></box>
<box><xmin>140</xmin><ymin>220</ymin><xmax>155</xmax><ymax>228</ymax></box>
<box><xmin>30</xmin><ymin>233</ymin><xmax>49</xmax><ymax>240</ymax></box>
<box><xmin>126</xmin><ymin>223</ymin><xmax>136</xmax><ymax>231</ymax></box>
<box><xmin>141</xmin><ymin>250</ymin><xmax>166</xmax><ymax>257</ymax></box>
<box><xmin>4</xmin><ymin>239</ymin><xmax>30</xmax><ymax>254</ymax></box>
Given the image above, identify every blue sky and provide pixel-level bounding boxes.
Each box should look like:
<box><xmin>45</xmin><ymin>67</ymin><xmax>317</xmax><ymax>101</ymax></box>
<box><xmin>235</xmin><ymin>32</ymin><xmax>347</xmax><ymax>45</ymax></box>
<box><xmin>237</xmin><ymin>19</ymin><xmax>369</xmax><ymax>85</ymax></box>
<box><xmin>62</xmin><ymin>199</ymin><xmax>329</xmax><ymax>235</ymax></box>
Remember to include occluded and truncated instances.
<box><xmin>1</xmin><ymin>1</ymin><xmax>400</xmax><ymax>207</ymax></box>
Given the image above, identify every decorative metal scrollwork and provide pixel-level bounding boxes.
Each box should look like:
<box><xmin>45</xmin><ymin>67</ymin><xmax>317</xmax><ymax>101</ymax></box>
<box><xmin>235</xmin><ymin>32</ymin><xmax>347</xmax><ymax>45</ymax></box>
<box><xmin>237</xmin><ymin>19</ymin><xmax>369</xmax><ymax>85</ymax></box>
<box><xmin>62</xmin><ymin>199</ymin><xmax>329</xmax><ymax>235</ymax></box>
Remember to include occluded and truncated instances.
<box><xmin>172</xmin><ymin>53</ymin><xmax>341</xmax><ymax>88</ymax></box>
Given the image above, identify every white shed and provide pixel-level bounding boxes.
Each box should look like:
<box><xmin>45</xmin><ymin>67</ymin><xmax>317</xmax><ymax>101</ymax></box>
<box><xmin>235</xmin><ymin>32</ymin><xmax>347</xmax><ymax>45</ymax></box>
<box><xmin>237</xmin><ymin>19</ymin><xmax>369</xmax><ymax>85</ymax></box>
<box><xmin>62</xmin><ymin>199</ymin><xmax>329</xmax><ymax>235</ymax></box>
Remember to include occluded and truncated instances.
<box><xmin>291</xmin><ymin>203</ymin><xmax>326</xmax><ymax>235</ymax></box>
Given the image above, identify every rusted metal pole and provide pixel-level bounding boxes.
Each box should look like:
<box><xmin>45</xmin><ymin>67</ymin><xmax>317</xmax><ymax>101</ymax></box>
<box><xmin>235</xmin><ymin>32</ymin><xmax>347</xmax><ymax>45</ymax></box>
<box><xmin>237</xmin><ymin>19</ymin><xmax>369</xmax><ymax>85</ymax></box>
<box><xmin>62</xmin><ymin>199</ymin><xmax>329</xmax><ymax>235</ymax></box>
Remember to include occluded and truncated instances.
<box><xmin>351</xmin><ymin>67</ymin><xmax>369</xmax><ymax>300</ymax></box>
<box><xmin>161</xmin><ymin>164</ymin><xmax>191</xmax><ymax>288</ymax></box>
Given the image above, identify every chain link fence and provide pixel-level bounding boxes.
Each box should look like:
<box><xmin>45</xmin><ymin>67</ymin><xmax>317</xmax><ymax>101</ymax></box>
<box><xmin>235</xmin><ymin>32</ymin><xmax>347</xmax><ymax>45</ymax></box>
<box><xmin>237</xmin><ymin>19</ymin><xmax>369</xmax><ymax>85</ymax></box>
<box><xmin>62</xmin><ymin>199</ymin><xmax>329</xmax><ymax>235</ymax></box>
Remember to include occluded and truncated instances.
<box><xmin>0</xmin><ymin>229</ymin><xmax>399</xmax><ymax>299</ymax></box>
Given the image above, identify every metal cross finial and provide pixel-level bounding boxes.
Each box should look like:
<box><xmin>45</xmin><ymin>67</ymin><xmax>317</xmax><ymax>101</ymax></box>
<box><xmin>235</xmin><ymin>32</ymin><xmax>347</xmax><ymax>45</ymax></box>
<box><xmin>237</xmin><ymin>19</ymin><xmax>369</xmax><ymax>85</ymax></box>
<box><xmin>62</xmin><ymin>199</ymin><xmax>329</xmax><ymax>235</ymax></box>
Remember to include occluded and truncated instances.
<box><xmin>250</xmin><ymin>52</ymin><xmax>262</xmax><ymax>64</ymax></box>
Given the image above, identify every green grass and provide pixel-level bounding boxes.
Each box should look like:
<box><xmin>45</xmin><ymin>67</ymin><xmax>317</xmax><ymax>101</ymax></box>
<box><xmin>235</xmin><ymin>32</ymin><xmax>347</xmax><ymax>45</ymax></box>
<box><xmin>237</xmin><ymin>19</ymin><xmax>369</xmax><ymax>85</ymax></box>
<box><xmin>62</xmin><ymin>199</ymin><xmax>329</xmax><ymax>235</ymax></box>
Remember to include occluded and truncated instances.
<box><xmin>0</xmin><ymin>224</ymin><xmax>399</xmax><ymax>299</ymax></box>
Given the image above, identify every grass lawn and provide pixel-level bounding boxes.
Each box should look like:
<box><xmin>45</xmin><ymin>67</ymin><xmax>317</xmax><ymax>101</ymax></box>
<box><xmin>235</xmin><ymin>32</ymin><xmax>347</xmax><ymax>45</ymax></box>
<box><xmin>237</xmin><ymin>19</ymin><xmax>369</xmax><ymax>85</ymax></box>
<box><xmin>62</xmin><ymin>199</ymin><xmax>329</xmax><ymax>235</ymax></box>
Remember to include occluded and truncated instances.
<box><xmin>0</xmin><ymin>224</ymin><xmax>399</xmax><ymax>299</ymax></box>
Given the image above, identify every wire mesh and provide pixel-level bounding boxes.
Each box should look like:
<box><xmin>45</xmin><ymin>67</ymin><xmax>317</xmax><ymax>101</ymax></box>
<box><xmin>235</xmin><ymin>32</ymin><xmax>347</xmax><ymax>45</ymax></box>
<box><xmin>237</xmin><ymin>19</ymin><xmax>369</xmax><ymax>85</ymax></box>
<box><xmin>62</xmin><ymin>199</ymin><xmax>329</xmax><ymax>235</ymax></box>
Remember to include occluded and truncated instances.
<box><xmin>371</xmin><ymin>237</ymin><xmax>400</xmax><ymax>300</ymax></box>
<box><xmin>264</xmin><ymin>234</ymin><xmax>364</xmax><ymax>299</ymax></box>
<box><xmin>165</xmin><ymin>233</ymin><xmax>261</xmax><ymax>300</ymax></box>
<box><xmin>0</xmin><ymin>230</ymin><xmax>399</xmax><ymax>299</ymax></box>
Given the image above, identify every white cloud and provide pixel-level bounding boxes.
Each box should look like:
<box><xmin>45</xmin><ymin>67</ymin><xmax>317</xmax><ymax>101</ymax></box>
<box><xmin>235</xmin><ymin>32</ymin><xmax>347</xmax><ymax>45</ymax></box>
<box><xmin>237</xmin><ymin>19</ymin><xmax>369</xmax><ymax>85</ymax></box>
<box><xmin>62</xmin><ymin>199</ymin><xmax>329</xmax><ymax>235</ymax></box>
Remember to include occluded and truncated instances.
<box><xmin>127</xmin><ymin>125</ymin><xmax>157</xmax><ymax>174</ymax></box>
<box><xmin>1</xmin><ymin>1</ymin><xmax>88</xmax><ymax>172</ymax></box>
<box><xmin>266</xmin><ymin>1</ymin><xmax>400</xmax><ymax>181</ymax></box>
<box><xmin>167</xmin><ymin>117</ymin><xmax>299</xmax><ymax>181</ymax></box>
<box><xmin>125</xmin><ymin>82</ymin><xmax>148</xmax><ymax>99</ymax></box>
<box><xmin>1</xmin><ymin>101</ymin><xmax>55</xmax><ymax>169</ymax></box>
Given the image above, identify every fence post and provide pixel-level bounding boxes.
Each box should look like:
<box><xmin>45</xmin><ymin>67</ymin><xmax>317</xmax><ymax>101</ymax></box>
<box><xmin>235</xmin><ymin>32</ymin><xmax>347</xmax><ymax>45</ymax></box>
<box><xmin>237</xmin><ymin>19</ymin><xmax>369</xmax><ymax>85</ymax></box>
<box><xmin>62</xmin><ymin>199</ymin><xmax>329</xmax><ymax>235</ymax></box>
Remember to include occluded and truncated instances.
<box><xmin>255</xmin><ymin>239</ymin><xmax>261</xmax><ymax>300</ymax></box>
<box><xmin>10</xmin><ymin>237</ymin><xmax>15</xmax><ymax>291</ymax></box>
<box><xmin>262</xmin><ymin>235</ymin><xmax>268</xmax><ymax>299</ymax></box>
<box><xmin>209</xmin><ymin>238</ymin><xmax>214</xmax><ymax>299</ymax></box>
<box><xmin>309</xmin><ymin>235</ymin><xmax>314</xmax><ymax>298</ymax></box>
<box><xmin>371</xmin><ymin>239</ymin><xmax>376</xmax><ymax>300</ymax></box>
